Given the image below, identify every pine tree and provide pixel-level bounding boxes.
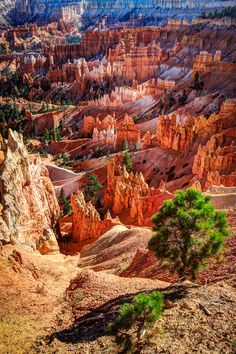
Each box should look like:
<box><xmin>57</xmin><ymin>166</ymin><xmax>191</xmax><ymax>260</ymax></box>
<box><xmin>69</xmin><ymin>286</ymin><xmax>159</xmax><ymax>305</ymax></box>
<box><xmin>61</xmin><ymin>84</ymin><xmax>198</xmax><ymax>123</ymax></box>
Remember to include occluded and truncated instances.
<box><xmin>159</xmin><ymin>98</ymin><xmax>164</xmax><ymax>110</ymax></box>
<box><xmin>122</xmin><ymin>139</ymin><xmax>128</xmax><ymax>151</ymax></box>
<box><xmin>192</xmin><ymin>71</ymin><xmax>204</xmax><ymax>90</ymax></box>
<box><xmin>44</xmin><ymin>129</ymin><xmax>50</xmax><ymax>144</ymax></box>
<box><xmin>59</xmin><ymin>188</ymin><xmax>72</xmax><ymax>216</ymax></box>
<box><xmin>62</xmin><ymin>151</ymin><xmax>70</xmax><ymax>164</ymax></box>
<box><xmin>66</xmin><ymin>99</ymin><xmax>73</xmax><ymax>106</ymax></box>
<box><xmin>123</xmin><ymin>151</ymin><xmax>132</xmax><ymax>172</ymax></box>
<box><xmin>64</xmin><ymin>198</ymin><xmax>72</xmax><ymax>216</ymax></box>
<box><xmin>59</xmin><ymin>118</ymin><xmax>66</xmax><ymax>131</ymax></box>
<box><xmin>52</xmin><ymin>127</ymin><xmax>62</xmax><ymax>142</ymax></box>
<box><xmin>0</xmin><ymin>110</ymin><xmax>6</xmax><ymax>123</ymax></box>
<box><xmin>148</xmin><ymin>189</ymin><xmax>229</xmax><ymax>280</ymax></box>
<box><xmin>20</xmin><ymin>107</ymin><xmax>26</xmax><ymax>119</ymax></box>
<box><xmin>13</xmin><ymin>103</ymin><xmax>19</xmax><ymax>120</ymax></box>
<box><xmin>84</xmin><ymin>173</ymin><xmax>103</xmax><ymax>200</ymax></box>
<box><xmin>194</xmin><ymin>71</ymin><xmax>200</xmax><ymax>84</ymax></box>
<box><xmin>132</xmin><ymin>114</ymin><xmax>138</xmax><ymax>123</ymax></box>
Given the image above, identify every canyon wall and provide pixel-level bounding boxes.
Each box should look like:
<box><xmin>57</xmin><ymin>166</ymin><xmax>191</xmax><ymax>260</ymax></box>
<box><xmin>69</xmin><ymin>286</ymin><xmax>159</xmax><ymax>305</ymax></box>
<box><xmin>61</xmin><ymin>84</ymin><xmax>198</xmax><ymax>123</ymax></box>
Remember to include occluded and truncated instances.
<box><xmin>14</xmin><ymin>0</ymin><xmax>235</xmax><ymax>26</ymax></box>
<box><xmin>193</xmin><ymin>50</ymin><xmax>236</xmax><ymax>75</ymax></box>
<box><xmin>46</xmin><ymin>39</ymin><xmax>164</xmax><ymax>83</ymax></box>
<box><xmin>0</xmin><ymin>0</ymin><xmax>14</xmax><ymax>28</ymax></box>
<box><xmin>0</xmin><ymin>130</ymin><xmax>60</xmax><ymax>253</ymax></box>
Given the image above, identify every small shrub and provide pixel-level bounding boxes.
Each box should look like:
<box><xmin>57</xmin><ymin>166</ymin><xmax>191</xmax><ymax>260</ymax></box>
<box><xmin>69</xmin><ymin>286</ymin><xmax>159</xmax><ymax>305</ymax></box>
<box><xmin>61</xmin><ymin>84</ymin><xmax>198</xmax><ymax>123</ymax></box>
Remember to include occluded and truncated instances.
<box><xmin>59</xmin><ymin>188</ymin><xmax>72</xmax><ymax>216</ymax></box>
<box><xmin>35</xmin><ymin>284</ymin><xmax>46</xmax><ymax>295</ymax></box>
<box><xmin>123</xmin><ymin>151</ymin><xmax>132</xmax><ymax>172</ymax></box>
<box><xmin>107</xmin><ymin>291</ymin><xmax>163</xmax><ymax>351</ymax></box>
<box><xmin>122</xmin><ymin>139</ymin><xmax>129</xmax><ymax>151</ymax></box>
<box><xmin>132</xmin><ymin>114</ymin><xmax>139</xmax><ymax>123</ymax></box>
<box><xmin>75</xmin><ymin>291</ymin><xmax>85</xmax><ymax>302</ymax></box>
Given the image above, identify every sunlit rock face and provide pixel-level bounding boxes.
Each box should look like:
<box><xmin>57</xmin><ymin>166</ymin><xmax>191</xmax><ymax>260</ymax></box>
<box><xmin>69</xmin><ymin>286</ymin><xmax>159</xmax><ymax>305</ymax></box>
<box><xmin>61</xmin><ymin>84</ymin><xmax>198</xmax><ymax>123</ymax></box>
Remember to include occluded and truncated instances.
<box><xmin>0</xmin><ymin>130</ymin><xmax>60</xmax><ymax>252</ymax></box>
<box><xmin>70</xmin><ymin>190</ymin><xmax>115</xmax><ymax>245</ymax></box>
<box><xmin>192</xmin><ymin>130</ymin><xmax>236</xmax><ymax>188</ymax></box>
<box><xmin>71</xmin><ymin>190</ymin><xmax>102</xmax><ymax>243</ymax></box>
<box><xmin>192</xmin><ymin>99</ymin><xmax>236</xmax><ymax>189</ymax></box>
<box><xmin>116</xmin><ymin>115</ymin><xmax>141</xmax><ymax>151</ymax></box>
<box><xmin>156</xmin><ymin>114</ymin><xmax>195</xmax><ymax>152</ymax></box>
<box><xmin>103</xmin><ymin>156</ymin><xmax>174</xmax><ymax>225</ymax></box>
<box><xmin>104</xmin><ymin>155</ymin><xmax>149</xmax><ymax>214</ymax></box>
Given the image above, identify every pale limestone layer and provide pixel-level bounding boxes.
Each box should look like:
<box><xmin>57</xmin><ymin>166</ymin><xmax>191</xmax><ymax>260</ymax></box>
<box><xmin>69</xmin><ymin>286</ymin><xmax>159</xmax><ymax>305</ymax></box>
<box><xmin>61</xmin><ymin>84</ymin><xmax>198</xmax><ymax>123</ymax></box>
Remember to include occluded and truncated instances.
<box><xmin>0</xmin><ymin>130</ymin><xmax>60</xmax><ymax>253</ymax></box>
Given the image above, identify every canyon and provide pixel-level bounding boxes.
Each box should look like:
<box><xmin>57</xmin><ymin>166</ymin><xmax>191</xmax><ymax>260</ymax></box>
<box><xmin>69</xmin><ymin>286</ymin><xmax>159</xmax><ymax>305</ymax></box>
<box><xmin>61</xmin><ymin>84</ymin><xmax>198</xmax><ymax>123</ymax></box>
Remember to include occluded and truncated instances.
<box><xmin>13</xmin><ymin>0</ymin><xmax>236</xmax><ymax>26</ymax></box>
<box><xmin>0</xmin><ymin>4</ymin><xmax>236</xmax><ymax>354</ymax></box>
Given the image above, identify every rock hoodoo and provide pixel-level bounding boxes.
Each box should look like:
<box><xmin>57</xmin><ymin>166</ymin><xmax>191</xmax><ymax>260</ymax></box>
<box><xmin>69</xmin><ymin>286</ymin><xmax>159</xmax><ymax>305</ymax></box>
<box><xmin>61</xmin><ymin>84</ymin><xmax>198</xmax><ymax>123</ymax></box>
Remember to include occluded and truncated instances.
<box><xmin>71</xmin><ymin>189</ymin><xmax>115</xmax><ymax>245</ymax></box>
<box><xmin>104</xmin><ymin>156</ymin><xmax>173</xmax><ymax>223</ymax></box>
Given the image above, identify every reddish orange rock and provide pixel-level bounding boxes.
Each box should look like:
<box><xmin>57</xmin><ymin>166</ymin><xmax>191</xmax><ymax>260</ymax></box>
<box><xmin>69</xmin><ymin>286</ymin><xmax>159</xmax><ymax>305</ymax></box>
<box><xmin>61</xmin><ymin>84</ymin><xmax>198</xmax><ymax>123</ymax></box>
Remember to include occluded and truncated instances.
<box><xmin>71</xmin><ymin>190</ymin><xmax>116</xmax><ymax>246</ymax></box>
<box><xmin>104</xmin><ymin>156</ymin><xmax>173</xmax><ymax>224</ymax></box>
<box><xmin>83</xmin><ymin>114</ymin><xmax>116</xmax><ymax>135</ymax></box>
<box><xmin>116</xmin><ymin>115</ymin><xmax>141</xmax><ymax>150</ymax></box>
<box><xmin>104</xmin><ymin>156</ymin><xmax>149</xmax><ymax>214</ymax></box>
<box><xmin>192</xmin><ymin>128</ymin><xmax>236</xmax><ymax>188</ymax></box>
<box><xmin>25</xmin><ymin>110</ymin><xmax>65</xmax><ymax>135</ymax></box>
<box><xmin>156</xmin><ymin>113</ymin><xmax>195</xmax><ymax>152</ymax></box>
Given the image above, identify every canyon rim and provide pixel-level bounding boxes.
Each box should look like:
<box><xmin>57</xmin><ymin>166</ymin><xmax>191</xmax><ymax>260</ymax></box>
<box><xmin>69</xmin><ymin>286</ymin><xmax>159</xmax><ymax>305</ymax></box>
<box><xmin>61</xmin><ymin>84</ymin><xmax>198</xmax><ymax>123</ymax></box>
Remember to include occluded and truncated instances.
<box><xmin>0</xmin><ymin>1</ymin><xmax>236</xmax><ymax>353</ymax></box>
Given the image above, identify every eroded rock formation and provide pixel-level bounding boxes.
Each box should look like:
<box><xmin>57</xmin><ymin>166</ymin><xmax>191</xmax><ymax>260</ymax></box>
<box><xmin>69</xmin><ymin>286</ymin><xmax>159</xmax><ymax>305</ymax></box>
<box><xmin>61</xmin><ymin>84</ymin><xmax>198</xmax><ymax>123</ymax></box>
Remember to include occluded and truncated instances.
<box><xmin>92</xmin><ymin>125</ymin><xmax>116</xmax><ymax>146</ymax></box>
<box><xmin>83</xmin><ymin>114</ymin><xmax>116</xmax><ymax>135</ymax></box>
<box><xmin>104</xmin><ymin>156</ymin><xmax>149</xmax><ymax>214</ymax></box>
<box><xmin>192</xmin><ymin>129</ymin><xmax>236</xmax><ymax>188</ymax></box>
<box><xmin>193</xmin><ymin>50</ymin><xmax>236</xmax><ymax>74</ymax></box>
<box><xmin>156</xmin><ymin>113</ymin><xmax>195</xmax><ymax>152</ymax></box>
<box><xmin>104</xmin><ymin>156</ymin><xmax>173</xmax><ymax>224</ymax></box>
<box><xmin>116</xmin><ymin>115</ymin><xmax>141</xmax><ymax>150</ymax></box>
<box><xmin>130</xmin><ymin>188</ymin><xmax>173</xmax><ymax>226</ymax></box>
<box><xmin>0</xmin><ymin>130</ymin><xmax>60</xmax><ymax>252</ymax></box>
<box><xmin>71</xmin><ymin>190</ymin><xmax>114</xmax><ymax>244</ymax></box>
<box><xmin>71</xmin><ymin>190</ymin><xmax>101</xmax><ymax>243</ymax></box>
<box><xmin>192</xmin><ymin>99</ymin><xmax>236</xmax><ymax>188</ymax></box>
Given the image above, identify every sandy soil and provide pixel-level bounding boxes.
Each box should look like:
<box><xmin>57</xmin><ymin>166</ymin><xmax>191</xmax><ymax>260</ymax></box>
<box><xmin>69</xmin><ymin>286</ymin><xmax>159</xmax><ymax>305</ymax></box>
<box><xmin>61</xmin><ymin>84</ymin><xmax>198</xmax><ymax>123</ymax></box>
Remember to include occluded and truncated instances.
<box><xmin>0</xmin><ymin>245</ymin><xmax>80</xmax><ymax>354</ymax></box>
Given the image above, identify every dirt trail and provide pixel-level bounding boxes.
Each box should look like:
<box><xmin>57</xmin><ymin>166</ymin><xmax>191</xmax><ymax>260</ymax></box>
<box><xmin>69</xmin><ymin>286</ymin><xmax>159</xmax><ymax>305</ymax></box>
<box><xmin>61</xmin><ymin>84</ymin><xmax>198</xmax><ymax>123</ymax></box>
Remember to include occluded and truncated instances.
<box><xmin>0</xmin><ymin>245</ymin><xmax>80</xmax><ymax>354</ymax></box>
